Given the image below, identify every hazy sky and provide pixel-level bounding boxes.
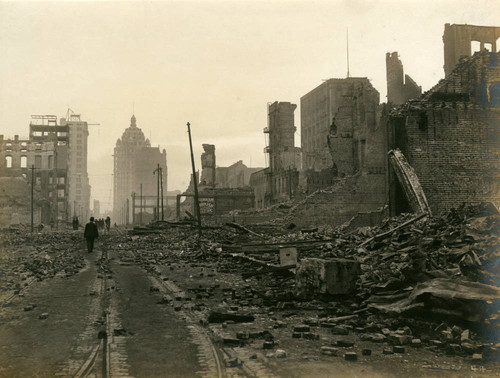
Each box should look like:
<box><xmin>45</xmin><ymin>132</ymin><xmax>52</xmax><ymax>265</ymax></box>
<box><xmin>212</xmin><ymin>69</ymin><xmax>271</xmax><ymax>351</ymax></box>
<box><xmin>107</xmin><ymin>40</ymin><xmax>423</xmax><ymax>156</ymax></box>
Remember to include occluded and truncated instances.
<box><xmin>1</xmin><ymin>0</ymin><xmax>499</xmax><ymax>212</ymax></box>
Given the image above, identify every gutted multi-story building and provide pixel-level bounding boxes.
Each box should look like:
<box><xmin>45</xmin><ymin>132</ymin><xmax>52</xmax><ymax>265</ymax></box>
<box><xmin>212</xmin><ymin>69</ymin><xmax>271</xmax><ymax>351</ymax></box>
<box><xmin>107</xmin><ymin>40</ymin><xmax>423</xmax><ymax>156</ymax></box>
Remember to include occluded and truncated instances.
<box><xmin>0</xmin><ymin>112</ymin><xmax>91</xmax><ymax>226</ymax></box>
<box><xmin>113</xmin><ymin>115</ymin><xmax>167</xmax><ymax>224</ymax></box>
<box><xmin>251</xmin><ymin>101</ymin><xmax>301</xmax><ymax>209</ymax></box>
<box><xmin>300</xmin><ymin>78</ymin><xmax>380</xmax><ymax>173</ymax></box>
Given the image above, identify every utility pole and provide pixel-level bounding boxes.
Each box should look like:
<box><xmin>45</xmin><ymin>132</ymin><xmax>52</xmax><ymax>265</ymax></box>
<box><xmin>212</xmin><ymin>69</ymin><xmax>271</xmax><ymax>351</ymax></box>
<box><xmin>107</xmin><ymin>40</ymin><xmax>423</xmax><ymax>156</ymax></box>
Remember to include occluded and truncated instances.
<box><xmin>160</xmin><ymin>167</ymin><xmax>164</xmax><ymax>221</ymax></box>
<box><xmin>154</xmin><ymin>164</ymin><xmax>160</xmax><ymax>221</ymax></box>
<box><xmin>187</xmin><ymin>122</ymin><xmax>202</xmax><ymax>237</ymax></box>
<box><xmin>131</xmin><ymin>192</ymin><xmax>136</xmax><ymax>225</ymax></box>
<box><xmin>140</xmin><ymin>183</ymin><xmax>143</xmax><ymax>225</ymax></box>
<box><xmin>126</xmin><ymin>198</ymin><xmax>129</xmax><ymax>225</ymax></box>
<box><xmin>31</xmin><ymin>165</ymin><xmax>35</xmax><ymax>233</ymax></box>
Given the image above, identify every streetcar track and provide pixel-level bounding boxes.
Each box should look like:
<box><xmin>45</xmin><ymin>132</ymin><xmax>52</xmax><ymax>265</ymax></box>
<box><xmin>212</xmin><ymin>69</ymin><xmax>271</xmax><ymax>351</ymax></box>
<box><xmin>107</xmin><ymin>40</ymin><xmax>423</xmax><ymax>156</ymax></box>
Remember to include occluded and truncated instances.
<box><xmin>128</xmin><ymin>249</ymin><xmax>226</xmax><ymax>378</ymax></box>
<box><xmin>0</xmin><ymin>277</ymin><xmax>37</xmax><ymax>307</ymax></box>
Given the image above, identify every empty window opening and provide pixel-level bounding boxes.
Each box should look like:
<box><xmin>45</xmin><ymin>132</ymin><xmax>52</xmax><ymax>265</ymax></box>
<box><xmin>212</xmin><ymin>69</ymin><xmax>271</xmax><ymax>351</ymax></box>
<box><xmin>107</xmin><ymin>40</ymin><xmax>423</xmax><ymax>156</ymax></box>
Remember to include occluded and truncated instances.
<box><xmin>5</xmin><ymin>156</ymin><xmax>12</xmax><ymax>168</ymax></box>
<box><xmin>471</xmin><ymin>41</ymin><xmax>481</xmax><ymax>54</ymax></box>
<box><xmin>497</xmin><ymin>38</ymin><xmax>500</xmax><ymax>52</ymax></box>
<box><xmin>20</xmin><ymin>156</ymin><xmax>27</xmax><ymax>168</ymax></box>
<box><xmin>485</xmin><ymin>43</ymin><xmax>493</xmax><ymax>52</ymax></box>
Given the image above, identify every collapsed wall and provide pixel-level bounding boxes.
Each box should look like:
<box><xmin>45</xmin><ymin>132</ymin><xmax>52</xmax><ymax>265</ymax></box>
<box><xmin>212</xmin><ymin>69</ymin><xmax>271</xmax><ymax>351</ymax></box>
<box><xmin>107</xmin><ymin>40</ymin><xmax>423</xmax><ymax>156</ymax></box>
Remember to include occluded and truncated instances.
<box><xmin>387</xmin><ymin>50</ymin><xmax>500</xmax><ymax>215</ymax></box>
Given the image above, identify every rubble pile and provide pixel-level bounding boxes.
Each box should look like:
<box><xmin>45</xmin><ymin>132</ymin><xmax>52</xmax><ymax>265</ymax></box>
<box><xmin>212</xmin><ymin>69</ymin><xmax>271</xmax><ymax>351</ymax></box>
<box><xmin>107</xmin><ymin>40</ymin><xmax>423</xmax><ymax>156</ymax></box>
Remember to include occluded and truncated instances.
<box><xmin>21</xmin><ymin>250</ymin><xmax>85</xmax><ymax>280</ymax></box>
<box><xmin>0</xmin><ymin>231</ymin><xmax>86</xmax><ymax>285</ymax></box>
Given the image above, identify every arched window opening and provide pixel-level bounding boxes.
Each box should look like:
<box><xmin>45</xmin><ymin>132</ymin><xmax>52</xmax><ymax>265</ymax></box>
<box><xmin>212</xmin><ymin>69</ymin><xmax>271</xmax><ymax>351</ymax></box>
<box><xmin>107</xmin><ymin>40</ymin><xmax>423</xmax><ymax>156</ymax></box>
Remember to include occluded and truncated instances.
<box><xmin>471</xmin><ymin>41</ymin><xmax>481</xmax><ymax>54</ymax></box>
<box><xmin>20</xmin><ymin>156</ymin><xmax>27</xmax><ymax>168</ymax></box>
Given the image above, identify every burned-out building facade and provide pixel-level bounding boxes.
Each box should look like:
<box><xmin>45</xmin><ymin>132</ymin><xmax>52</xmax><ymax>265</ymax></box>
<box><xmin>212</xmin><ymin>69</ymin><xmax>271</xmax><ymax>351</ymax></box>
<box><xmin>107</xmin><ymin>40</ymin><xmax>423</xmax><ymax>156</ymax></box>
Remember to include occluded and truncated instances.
<box><xmin>0</xmin><ymin>113</ymin><xmax>91</xmax><ymax>227</ymax></box>
<box><xmin>388</xmin><ymin>49</ymin><xmax>500</xmax><ymax>215</ymax></box>
<box><xmin>443</xmin><ymin>23</ymin><xmax>500</xmax><ymax>77</ymax></box>
<box><xmin>386</xmin><ymin>52</ymin><xmax>422</xmax><ymax>105</ymax></box>
<box><xmin>250</xmin><ymin>101</ymin><xmax>301</xmax><ymax>209</ymax></box>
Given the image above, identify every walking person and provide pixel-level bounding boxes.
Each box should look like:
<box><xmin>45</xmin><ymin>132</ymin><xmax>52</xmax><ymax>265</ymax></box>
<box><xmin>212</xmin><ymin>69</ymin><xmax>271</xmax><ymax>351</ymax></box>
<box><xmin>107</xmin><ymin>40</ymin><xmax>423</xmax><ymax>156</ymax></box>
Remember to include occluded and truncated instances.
<box><xmin>105</xmin><ymin>216</ymin><xmax>111</xmax><ymax>234</ymax></box>
<box><xmin>84</xmin><ymin>217</ymin><xmax>99</xmax><ymax>253</ymax></box>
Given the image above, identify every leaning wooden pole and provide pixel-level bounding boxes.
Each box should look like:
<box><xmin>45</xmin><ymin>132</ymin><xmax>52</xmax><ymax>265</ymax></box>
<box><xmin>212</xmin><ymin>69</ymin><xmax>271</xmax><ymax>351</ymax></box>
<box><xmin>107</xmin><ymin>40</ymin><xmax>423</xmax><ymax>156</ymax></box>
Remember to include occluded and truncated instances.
<box><xmin>187</xmin><ymin>122</ymin><xmax>202</xmax><ymax>238</ymax></box>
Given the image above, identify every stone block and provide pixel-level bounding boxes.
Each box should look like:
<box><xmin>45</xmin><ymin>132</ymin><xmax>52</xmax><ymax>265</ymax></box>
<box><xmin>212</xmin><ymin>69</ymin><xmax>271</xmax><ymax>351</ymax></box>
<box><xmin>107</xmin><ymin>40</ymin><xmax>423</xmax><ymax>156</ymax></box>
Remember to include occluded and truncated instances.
<box><xmin>294</xmin><ymin>324</ymin><xmax>310</xmax><ymax>333</ymax></box>
<box><xmin>280</xmin><ymin>248</ymin><xmax>297</xmax><ymax>267</ymax></box>
<box><xmin>263</xmin><ymin>341</ymin><xmax>274</xmax><ymax>350</ymax></box>
<box><xmin>344</xmin><ymin>352</ymin><xmax>357</xmax><ymax>361</ymax></box>
<box><xmin>393</xmin><ymin>346</ymin><xmax>405</xmax><ymax>354</ymax></box>
<box><xmin>296</xmin><ymin>258</ymin><xmax>361</xmax><ymax>296</ymax></box>
<box><xmin>321</xmin><ymin>346</ymin><xmax>339</xmax><ymax>356</ymax></box>
<box><xmin>275</xmin><ymin>349</ymin><xmax>287</xmax><ymax>358</ymax></box>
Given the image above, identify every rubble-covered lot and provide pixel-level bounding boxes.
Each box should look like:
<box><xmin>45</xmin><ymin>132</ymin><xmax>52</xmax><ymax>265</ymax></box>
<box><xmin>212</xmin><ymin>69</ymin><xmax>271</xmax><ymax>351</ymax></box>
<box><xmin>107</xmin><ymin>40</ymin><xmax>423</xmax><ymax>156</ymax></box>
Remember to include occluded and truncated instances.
<box><xmin>119</xmin><ymin>203</ymin><xmax>500</xmax><ymax>375</ymax></box>
<box><xmin>1</xmin><ymin>203</ymin><xmax>499</xmax><ymax>376</ymax></box>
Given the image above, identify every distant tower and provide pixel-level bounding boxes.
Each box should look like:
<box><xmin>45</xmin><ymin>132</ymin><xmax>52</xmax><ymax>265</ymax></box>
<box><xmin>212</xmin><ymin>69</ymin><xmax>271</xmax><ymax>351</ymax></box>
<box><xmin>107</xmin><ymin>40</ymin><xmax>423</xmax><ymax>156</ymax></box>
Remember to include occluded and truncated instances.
<box><xmin>113</xmin><ymin>115</ymin><xmax>167</xmax><ymax>224</ymax></box>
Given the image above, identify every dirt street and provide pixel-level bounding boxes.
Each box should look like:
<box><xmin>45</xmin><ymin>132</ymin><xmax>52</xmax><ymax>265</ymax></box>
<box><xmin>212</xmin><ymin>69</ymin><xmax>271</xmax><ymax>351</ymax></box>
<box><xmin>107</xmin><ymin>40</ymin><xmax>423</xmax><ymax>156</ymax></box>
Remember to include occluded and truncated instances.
<box><xmin>0</xmin><ymin>227</ymin><xmax>498</xmax><ymax>377</ymax></box>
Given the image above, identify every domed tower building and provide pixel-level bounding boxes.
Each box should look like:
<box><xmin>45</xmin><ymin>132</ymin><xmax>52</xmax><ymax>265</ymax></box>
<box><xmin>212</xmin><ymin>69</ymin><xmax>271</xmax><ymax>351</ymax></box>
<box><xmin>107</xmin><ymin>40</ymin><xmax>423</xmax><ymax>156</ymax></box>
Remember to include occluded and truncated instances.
<box><xmin>113</xmin><ymin>115</ymin><xmax>167</xmax><ymax>224</ymax></box>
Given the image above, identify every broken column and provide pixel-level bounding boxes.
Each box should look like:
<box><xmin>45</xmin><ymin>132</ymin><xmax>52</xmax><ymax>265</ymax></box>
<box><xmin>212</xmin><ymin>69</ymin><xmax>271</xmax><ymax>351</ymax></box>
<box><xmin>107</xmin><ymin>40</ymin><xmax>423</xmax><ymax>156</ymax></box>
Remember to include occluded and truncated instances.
<box><xmin>296</xmin><ymin>258</ymin><xmax>361</xmax><ymax>297</ymax></box>
<box><xmin>200</xmin><ymin>144</ymin><xmax>216</xmax><ymax>187</ymax></box>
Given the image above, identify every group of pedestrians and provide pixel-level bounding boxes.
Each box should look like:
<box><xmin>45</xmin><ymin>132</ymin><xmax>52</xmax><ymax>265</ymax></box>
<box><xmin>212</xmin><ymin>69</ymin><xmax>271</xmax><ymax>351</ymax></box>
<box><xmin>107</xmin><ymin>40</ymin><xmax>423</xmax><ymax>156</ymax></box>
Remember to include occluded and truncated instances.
<box><xmin>83</xmin><ymin>216</ymin><xmax>111</xmax><ymax>253</ymax></box>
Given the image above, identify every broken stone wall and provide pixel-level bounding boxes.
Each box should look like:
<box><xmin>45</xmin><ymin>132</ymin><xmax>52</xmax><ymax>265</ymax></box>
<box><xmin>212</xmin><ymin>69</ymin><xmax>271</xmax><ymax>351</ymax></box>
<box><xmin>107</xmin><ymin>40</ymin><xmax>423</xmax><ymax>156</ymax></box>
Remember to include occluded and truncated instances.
<box><xmin>388</xmin><ymin>51</ymin><xmax>500</xmax><ymax>215</ymax></box>
<box><xmin>288</xmin><ymin>175</ymin><xmax>388</xmax><ymax>228</ymax></box>
<box><xmin>386</xmin><ymin>52</ymin><xmax>422</xmax><ymax>105</ymax></box>
<box><xmin>200</xmin><ymin>144</ymin><xmax>216</xmax><ymax>187</ymax></box>
<box><xmin>443</xmin><ymin>23</ymin><xmax>500</xmax><ymax>77</ymax></box>
<box><xmin>216</xmin><ymin>160</ymin><xmax>263</xmax><ymax>189</ymax></box>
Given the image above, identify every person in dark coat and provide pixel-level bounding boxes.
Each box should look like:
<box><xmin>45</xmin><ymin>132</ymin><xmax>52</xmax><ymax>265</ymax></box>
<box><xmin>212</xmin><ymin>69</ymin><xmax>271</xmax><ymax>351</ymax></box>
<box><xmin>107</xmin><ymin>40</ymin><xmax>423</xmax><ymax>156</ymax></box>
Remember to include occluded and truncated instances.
<box><xmin>84</xmin><ymin>217</ymin><xmax>99</xmax><ymax>253</ymax></box>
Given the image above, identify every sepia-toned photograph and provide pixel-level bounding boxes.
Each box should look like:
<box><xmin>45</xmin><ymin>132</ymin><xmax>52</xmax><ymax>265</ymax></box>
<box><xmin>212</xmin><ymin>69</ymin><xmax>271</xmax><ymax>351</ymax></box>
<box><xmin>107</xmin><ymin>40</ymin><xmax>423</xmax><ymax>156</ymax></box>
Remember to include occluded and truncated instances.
<box><xmin>0</xmin><ymin>0</ymin><xmax>499</xmax><ymax>376</ymax></box>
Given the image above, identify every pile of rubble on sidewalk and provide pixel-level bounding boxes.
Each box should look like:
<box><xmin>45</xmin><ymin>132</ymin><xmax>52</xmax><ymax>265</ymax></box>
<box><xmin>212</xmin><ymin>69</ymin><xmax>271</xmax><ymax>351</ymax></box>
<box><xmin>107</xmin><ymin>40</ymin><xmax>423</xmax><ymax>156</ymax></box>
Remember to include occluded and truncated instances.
<box><xmin>0</xmin><ymin>231</ymin><xmax>86</xmax><ymax>288</ymax></box>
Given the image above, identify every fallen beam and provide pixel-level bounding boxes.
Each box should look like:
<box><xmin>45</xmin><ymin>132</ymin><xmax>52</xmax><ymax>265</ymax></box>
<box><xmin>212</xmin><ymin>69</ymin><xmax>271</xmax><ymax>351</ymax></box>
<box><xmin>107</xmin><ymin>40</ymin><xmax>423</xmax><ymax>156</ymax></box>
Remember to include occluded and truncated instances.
<box><xmin>225</xmin><ymin>222</ymin><xmax>265</xmax><ymax>239</ymax></box>
<box><xmin>360</xmin><ymin>212</ymin><xmax>427</xmax><ymax>247</ymax></box>
<box><xmin>207</xmin><ymin>311</ymin><xmax>255</xmax><ymax>323</ymax></box>
<box><xmin>388</xmin><ymin>149</ymin><xmax>432</xmax><ymax>216</ymax></box>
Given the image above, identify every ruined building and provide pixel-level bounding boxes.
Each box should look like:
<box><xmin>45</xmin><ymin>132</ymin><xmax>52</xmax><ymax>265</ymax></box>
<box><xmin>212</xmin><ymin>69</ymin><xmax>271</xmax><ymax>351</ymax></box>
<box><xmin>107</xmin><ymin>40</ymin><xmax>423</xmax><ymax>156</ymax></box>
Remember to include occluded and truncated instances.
<box><xmin>250</xmin><ymin>102</ymin><xmax>301</xmax><ymax>209</ymax></box>
<box><xmin>0</xmin><ymin>113</ymin><xmax>91</xmax><ymax>227</ymax></box>
<box><xmin>113</xmin><ymin>115</ymin><xmax>167</xmax><ymax>224</ymax></box>
<box><xmin>386</xmin><ymin>52</ymin><xmax>422</xmax><ymax>104</ymax></box>
<box><xmin>387</xmin><ymin>48</ymin><xmax>500</xmax><ymax>215</ymax></box>
<box><xmin>215</xmin><ymin>160</ymin><xmax>262</xmax><ymax>189</ymax></box>
<box><xmin>300</xmin><ymin>78</ymin><xmax>384</xmax><ymax>191</ymax></box>
<box><xmin>443</xmin><ymin>23</ymin><xmax>500</xmax><ymax>76</ymax></box>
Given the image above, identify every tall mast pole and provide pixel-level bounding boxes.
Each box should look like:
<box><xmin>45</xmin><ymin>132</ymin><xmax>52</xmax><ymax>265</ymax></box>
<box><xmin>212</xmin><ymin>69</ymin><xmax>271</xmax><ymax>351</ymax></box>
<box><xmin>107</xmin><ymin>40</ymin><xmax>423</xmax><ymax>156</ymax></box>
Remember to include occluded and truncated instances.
<box><xmin>187</xmin><ymin>122</ymin><xmax>202</xmax><ymax>238</ymax></box>
<box><xmin>346</xmin><ymin>28</ymin><xmax>350</xmax><ymax>78</ymax></box>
